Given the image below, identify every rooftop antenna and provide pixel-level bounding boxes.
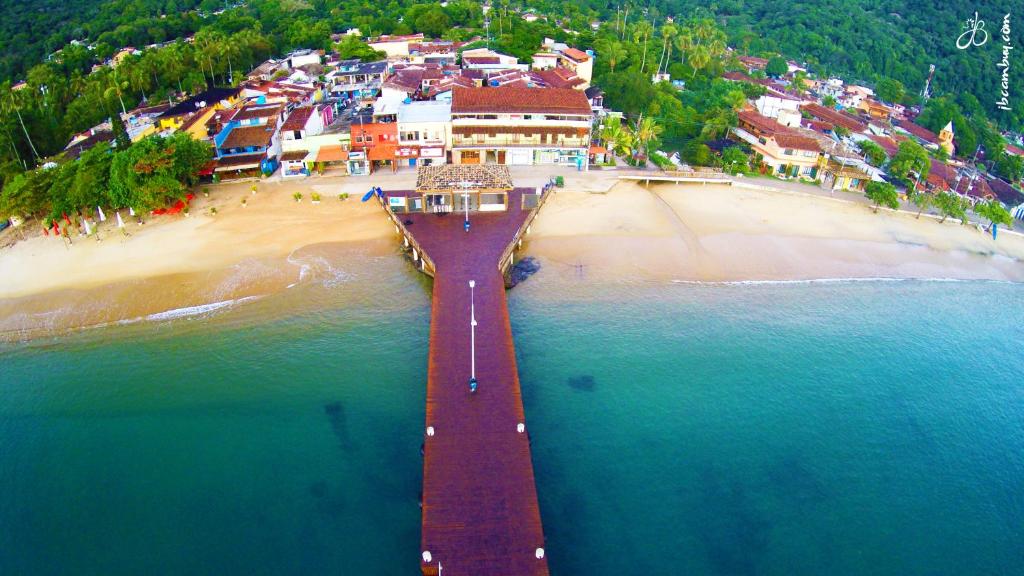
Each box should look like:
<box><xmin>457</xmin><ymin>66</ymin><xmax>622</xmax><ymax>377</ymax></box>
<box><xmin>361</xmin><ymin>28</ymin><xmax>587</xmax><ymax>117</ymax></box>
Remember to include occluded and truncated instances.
<box><xmin>921</xmin><ymin>64</ymin><xmax>935</xmax><ymax>100</ymax></box>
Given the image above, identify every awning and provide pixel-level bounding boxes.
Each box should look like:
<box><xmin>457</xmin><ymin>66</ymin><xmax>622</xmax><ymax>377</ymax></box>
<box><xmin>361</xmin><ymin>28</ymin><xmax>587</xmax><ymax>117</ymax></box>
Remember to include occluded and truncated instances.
<box><xmin>280</xmin><ymin>150</ymin><xmax>310</xmax><ymax>162</ymax></box>
<box><xmin>367</xmin><ymin>145</ymin><xmax>397</xmax><ymax>162</ymax></box>
<box><xmin>316</xmin><ymin>145</ymin><xmax>348</xmax><ymax>162</ymax></box>
<box><xmin>214</xmin><ymin>153</ymin><xmax>264</xmax><ymax>172</ymax></box>
<box><xmin>589</xmin><ymin>145</ymin><xmax>607</xmax><ymax>154</ymax></box>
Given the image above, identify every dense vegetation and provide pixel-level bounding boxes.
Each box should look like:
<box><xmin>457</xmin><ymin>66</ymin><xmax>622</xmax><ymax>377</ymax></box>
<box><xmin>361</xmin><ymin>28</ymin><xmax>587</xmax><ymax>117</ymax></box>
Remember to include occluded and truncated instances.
<box><xmin>0</xmin><ymin>133</ymin><xmax>211</xmax><ymax>222</ymax></box>
<box><xmin>0</xmin><ymin>0</ymin><xmax>1020</xmax><ymax>219</ymax></box>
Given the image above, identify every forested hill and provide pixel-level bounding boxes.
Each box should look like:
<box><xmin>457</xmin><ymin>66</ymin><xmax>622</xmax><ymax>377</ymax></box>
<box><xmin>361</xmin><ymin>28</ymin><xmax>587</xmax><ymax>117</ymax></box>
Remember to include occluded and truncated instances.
<box><xmin>1</xmin><ymin>0</ymin><xmax>1021</xmax><ymax>127</ymax></box>
<box><xmin>0</xmin><ymin>0</ymin><xmax>207</xmax><ymax>80</ymax></box>
<box><xmin>708</xmin><ymin>0</ymin><xmax>1022</xmax><ymax>126</ymax></box>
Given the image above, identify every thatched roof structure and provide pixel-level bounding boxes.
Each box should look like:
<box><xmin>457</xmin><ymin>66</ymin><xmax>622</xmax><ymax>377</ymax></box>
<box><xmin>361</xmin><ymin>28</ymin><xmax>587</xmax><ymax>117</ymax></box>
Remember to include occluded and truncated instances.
<box><xmin>415</xmin><ymin>164</ymin><xmax>513</xmax><ymax>193</ymax></box>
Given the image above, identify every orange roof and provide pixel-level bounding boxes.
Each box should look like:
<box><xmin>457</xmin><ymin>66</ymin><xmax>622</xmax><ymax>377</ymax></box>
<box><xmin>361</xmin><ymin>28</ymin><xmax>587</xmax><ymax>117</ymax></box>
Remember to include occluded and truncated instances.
<box><xmin>452</xmin><ymin>86</ymin><xmax>591</xmax><ymax>115</ymax></box>
<box><xmin>589</xmin><ymin>145</ymin><xmax>607</xmax><ymax>154</ymax></box>
<box><xmin>316</xmin><ymin>145</ymin><xmax>348</xmax><ymax>162</ymax></box>
<box><xmin>561</xmin><ymin>47</ymin><xmax>590</xmax><ymax>62</ymax></box>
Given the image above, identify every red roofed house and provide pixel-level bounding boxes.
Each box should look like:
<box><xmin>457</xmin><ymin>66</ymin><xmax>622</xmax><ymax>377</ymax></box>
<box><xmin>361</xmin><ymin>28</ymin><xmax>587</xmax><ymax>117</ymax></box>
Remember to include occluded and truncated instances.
<box><xmin>279</xmin><ymin>105</ymin><xmax>335</xmax><ymax>178</ymax></box>
<box><xmin>894</xmin><ymin>119</ymin><xmax>939</xmax><ymax>147</ymax></box>
<box><xmin>733</xmin><ymin>109</ymin><xmax>822</xmax><ymax>177</ymax></box>
<box><xmin>449</xmin><ymin>86</ymin><xmax>593</xmax><ymax>168</ymax></box>
<box><xmin>800</xmin><ymin>103</ymin><xmax>868</xmax><ymax>134</ymax></box>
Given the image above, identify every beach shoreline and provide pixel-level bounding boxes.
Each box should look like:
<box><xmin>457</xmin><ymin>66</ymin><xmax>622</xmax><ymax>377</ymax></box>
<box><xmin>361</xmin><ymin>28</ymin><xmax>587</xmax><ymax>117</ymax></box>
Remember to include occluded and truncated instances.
<box><xmin>1</xmin><ymin>172</ymin><xmax>1021</xmax><ymax>339</ymax></box>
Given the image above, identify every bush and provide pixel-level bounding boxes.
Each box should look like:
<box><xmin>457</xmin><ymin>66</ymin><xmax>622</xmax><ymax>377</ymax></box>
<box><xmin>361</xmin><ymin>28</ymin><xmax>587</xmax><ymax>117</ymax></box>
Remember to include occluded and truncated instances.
<box><xmin>311</xmin><ymin>192</ymin><xmax>321</xmax><ymax>202</ymax></box>
<box><xmin>649</xmin><ymin>153</ymin><xmax>674</xmax><ymax>170</ymax></box>
<box><xmin>293</xmin><ymin>192</ymin><xmax>303</xmax><ymax>202</ymax></box>
<box><xmin>339</xmin><ymin>193</ymin><xmax>349</xmax><ymax>200</ymax></box>
<box><xmin>554</xmin><ymin>176</ymin><xmax>565</xmax><ymax>187</ymax></box>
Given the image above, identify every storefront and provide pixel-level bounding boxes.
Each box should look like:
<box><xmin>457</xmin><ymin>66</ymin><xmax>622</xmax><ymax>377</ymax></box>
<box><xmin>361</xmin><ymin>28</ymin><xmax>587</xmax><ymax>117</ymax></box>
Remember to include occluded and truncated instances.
<box><xmin>347</xmin><ymin>150</ymin><xmax>369</xmax><ymax>176</ymax></box>
<box><xmin>280</xmin><ymin>150</ymin><xmax>311</xmax><ymax>178</ymax></box>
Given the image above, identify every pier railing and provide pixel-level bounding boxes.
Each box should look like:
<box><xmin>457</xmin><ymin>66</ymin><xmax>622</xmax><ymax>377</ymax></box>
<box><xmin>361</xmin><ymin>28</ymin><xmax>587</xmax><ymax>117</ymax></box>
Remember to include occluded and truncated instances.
<box><xmin>498</xmin><ymin>186</ymin><xmax>552</xmax><ymax>275</ymax></box>
<box><xmin>377</xmin><ymin>193</ymin><xmax>437</xmax><ymax>276</ymax></box>
<box><xmin>660</xmin><ymin>167</ymin><xmax>730</xmax><ymax>179</ymax></box>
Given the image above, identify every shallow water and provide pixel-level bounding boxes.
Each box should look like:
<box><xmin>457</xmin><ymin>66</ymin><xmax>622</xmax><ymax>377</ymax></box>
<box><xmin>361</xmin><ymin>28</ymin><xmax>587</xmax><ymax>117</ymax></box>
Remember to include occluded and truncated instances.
<box><xmin>2</xmin><ymin>260</ymin><xmax>1023</xmax><ymax>574</ymax></box>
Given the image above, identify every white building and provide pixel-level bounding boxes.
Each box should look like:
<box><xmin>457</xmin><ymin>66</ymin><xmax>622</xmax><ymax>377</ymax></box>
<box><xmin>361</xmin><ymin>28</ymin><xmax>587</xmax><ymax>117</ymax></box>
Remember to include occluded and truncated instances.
<box><xmin>396</xmin><ymin>101</ymin><xmax>452</xmax><ymax>167</ymax></box>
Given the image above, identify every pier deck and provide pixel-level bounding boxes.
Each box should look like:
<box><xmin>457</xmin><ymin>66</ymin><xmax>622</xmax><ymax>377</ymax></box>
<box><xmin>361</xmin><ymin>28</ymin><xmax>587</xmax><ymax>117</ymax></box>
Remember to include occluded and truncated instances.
<box><xmin>387</xmin><ymin>188</ymin><xmax>549</xmax><ymax>575</ymax></box>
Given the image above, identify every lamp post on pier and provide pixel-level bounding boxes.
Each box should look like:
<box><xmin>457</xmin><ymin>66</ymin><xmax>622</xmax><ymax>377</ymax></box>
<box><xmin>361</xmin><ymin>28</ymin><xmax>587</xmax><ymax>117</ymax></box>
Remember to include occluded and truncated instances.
<box><xmin>469</xmin><ymin>279</ymin><xmax>477</xmax><ymax>392</ymax></box>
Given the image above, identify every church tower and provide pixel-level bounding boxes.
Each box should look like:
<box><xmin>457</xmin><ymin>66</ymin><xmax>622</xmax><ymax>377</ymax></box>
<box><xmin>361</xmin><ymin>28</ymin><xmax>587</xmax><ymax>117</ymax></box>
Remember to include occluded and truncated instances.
<box><xmin>938</xmin><ymin>121</ymin><xmax>955</xmax><ymax>156</ymax></box>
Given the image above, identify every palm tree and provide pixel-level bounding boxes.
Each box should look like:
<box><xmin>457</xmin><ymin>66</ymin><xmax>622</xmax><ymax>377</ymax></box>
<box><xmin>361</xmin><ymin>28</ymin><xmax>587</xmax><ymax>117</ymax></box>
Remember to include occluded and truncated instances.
<box><xmin>632</xmin><ymin>21</ymin><xmax>654</xmax><ymax>74</ymax></box>
<box><xmin>599</xmin><ymin>40</ymin><xmax>628</xmax><ymax>74</ymax></box>
<box><xmin>4</xmin><ymin>88</ymin><xmax>39</xmax><ymax>162</ymax></box>
<box><xmin>633</xmin><ymin>116</ymin><xmax>664</xmax><ymax>159</ymax></box>
<box><xmin>657</xmin><ymin>23</ymin><xmax>678</xmax><ymax>75</ymax></box>
<box><xmin>599</xmin><ymin>117</ymin><xmax>625</xmax><ymax>157</ymax></box>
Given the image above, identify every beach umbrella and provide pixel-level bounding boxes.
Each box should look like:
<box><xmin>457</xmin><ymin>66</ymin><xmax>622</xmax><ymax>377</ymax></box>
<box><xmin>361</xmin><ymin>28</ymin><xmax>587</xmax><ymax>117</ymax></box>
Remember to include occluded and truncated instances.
<box><xmin>63</xmin><ymin>212</ymin><xmax>70</xmax><ymax>225</ymax></box>
<box><xmin>83</xmin><ymin>218</ymin><xmax>92</xmax><ymax>235</ymax></box>
<box><xmin>52</xmin><ymin>221</ymin><xmax>60</xmax><ymax>235</ymax></box>
<box><xmin>116</xmin><ymin>211</ymin><xmax>125</xmax><ymax>228</ymax></box>
<box><xmin>97</xmin><ymin>206</ymin><xmax>106</xmax><ymax>222</ymax></box>
<box><xmin>128</xmin><ymin>206</ymin><xmax>135</xmax><ymax>216</ymax></box>
<box><xmin>42</xmin><ymin>226</ymin><xmax>49</xmax><ymax>236</ymax></box>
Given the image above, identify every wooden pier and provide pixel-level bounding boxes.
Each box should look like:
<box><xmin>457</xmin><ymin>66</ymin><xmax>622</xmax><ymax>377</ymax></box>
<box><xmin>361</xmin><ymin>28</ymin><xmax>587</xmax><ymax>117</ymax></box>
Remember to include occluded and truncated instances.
<box><xmin>619</xmin><ymin>167</ymin><xmax>733</xmax><ymax>186</ymax></box>
<box><xmin>379</xmin><ymin>183</ymin><xmax>550</xmax><ymax>575</ymax></box>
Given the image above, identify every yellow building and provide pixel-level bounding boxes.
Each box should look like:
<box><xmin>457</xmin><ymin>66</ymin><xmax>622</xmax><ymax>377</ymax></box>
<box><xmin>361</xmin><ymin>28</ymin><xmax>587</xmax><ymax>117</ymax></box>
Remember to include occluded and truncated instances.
<box><xmin>156</xmin><ymin>87</ymin><xmax>242</xmax><ymax>132</ymax></box>
<box><xmin>938</xmin><ymin>121</ymin><xmax>956</xmax><ymax>157</ymax></box>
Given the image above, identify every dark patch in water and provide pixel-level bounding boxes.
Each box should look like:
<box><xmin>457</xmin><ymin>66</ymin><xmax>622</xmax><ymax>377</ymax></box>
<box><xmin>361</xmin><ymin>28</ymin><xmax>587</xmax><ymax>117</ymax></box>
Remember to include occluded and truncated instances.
<box><xmin>508</xmin><ymin>256</ymin><xmax>541</xmax><ymax>287</ymax></box>
<box><xmin>309</xmin><ymin>480</ymin><xmax>328</xmax><ymax>499</ymax></box>
<box><xmin>567</xmin><ymin>374</ymin><xmax>596</xmax><ymax>391</ymax></box>
<box><xmin>766</xmin><ymin>456</ymin><xmax>828</xmax><ymax>507</ymax></box>
<box><xmin>695</xmin><ymin>467</ymin><xmax>771</xmax><ymax>576</ymax></box>
<box><xmin>324</xmin><ymin>401</ymin><xmax>352</xmax><ymax>449</ymax></box>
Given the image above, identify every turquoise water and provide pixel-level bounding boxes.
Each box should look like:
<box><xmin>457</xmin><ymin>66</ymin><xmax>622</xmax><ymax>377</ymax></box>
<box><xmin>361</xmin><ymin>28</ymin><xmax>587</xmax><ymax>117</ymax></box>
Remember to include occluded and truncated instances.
<box><xmin>2</xmin><ymin>269</ymin><xmax>1023</xmax><ymax>575</ymax></box>
<box><xmin>513</xmin><ymin>279</ymin><xmax>1024</xmax><ymax>575</ymax></box>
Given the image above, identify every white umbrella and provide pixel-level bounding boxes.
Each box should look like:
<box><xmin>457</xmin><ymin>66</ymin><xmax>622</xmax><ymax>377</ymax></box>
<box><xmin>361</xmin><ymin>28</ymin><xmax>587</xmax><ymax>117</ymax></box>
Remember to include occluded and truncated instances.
<box><xmin>97</xmin><ymin>206</ymin><xmax>106</xmax><ymax>222</ymax></box>
<box><xmin>116</xmin><ymin>211</ymin><xmax>125</xmax><ymax>228</ymax></box>
<box><xmin>128</xmin><ymin>206</ymin><xmax>135</xmax><ymax>216</ymax></box>
<box><xmin>83</xmin><ymin>218</ymin><xmax>92</xmax><ymax>235</ymax></box>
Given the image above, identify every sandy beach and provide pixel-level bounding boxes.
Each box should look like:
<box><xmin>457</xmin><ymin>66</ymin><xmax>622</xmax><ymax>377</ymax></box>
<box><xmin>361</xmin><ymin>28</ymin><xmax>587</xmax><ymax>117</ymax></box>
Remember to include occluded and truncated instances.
<box><xmin>526</xmin><ymin>180</ymin><xmax>1024</xmax><ymax>286</ymax></box>
<box><xmin>1</xmin><ymin>171</ymin><xmax>1021</xmax><ymax>337</ymax></box>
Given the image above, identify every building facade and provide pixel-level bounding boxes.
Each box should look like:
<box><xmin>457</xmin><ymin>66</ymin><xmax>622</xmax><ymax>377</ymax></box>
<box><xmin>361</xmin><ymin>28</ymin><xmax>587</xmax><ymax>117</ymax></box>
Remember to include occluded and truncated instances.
<box><xmin>449</xmin><ymin>86</ymin><xmax>592</xmax><ymax>169</ymax></box>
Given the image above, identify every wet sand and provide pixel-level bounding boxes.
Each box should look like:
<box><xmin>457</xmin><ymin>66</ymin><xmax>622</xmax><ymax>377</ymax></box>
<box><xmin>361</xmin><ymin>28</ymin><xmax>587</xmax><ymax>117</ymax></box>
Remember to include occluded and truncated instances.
<box><xmin>1</xmin><ymin>176</ymin><xmax>1022</xmax><ymax>338</ymax></box>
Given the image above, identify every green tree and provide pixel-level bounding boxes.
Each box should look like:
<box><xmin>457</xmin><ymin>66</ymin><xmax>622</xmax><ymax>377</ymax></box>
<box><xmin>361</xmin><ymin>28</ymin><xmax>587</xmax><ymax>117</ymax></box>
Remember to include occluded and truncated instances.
<box><xmin>995</xmin><ymin>153</ymin><xmax>1024</xmax><ymax>182</ymax></box>
<box><xmin>889</xmin><ymin>140</ymin><xmax>930</xmax><ymax>185</ymax></box>
<box><xmin>865</xmin><ymin>181</ymin><xmax>898</xmax><ymax>212</ymax></box>
<box><xmin>857</xmin><ymin>139</ymin><xmax>887</xmax><ymax>167</ymax></box>
<box><xmin>974</xmin><ymin>199</ymin><xmax>1013</xmax><ymax>232</ymax></box>
<box><xmin>721</xmin><ymin>147</ymin><xmax>748</xmax><ymax>174</ymax></box>
<box><xmin>934</xmin><ymin>191</ymin><xmax>967</xmax><ymax>224</ymax></box>
<box><xmin>765</xmin><ymin>56</ymin><xmax>787</xmax><ymax>78</ymax></box>
<box><xmin>335</xmin><ymin>36</ymin><xmax>385</xmax><ymax>62</ymax></box>
<box><xmin>909</xmin><ymin>189</ymin><xmax>933</xmax><ymax>219</ymax></box>
<box><xmin>875</xmin><ymin>78</ymin><xmax>905</xmax><ymax>104</ymax></box>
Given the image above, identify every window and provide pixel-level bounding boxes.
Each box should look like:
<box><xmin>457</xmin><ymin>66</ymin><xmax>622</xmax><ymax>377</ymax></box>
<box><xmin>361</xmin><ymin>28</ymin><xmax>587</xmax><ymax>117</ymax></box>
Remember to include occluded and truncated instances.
<box><xmin>293</xmin><ymin>130</ymin><xmax>302</xmax><ymax>140</ymax></box>
<box><xmin>784</xmin><ymin>148</ymin><xmax>794</xmax><ymax>156</ymax></box>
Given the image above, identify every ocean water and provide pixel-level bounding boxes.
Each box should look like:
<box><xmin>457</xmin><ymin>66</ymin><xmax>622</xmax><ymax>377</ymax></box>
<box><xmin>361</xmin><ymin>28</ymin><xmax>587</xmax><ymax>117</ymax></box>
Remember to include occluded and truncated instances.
<box><xmin>512</xmin><ymin>278</ymin><xmax>1024</xmax><ymax>576</ymax></box>
<box><xmin>2</xmin><ymin>268</ymin><xmax>1023</xmax><ymax>575</ymax></box>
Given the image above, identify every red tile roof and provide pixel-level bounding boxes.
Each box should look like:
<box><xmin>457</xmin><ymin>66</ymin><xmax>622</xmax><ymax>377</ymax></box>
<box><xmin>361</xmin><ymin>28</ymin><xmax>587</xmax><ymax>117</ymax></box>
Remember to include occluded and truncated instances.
<box><xmin>464</xmin><ymin>56</ymin><xmax>501</xmax><ymax>65</ymax></box>
<box><xmin>896</xmin><ymin>120</ymin><xmax>938</xmax><ymax>144</ymax></box>
<box><xmin>866</xmin><ymin>134</ymin><xmax>900</xmax><ymax>157</ymax></box>
<box><xmin>738</xmin><ymin>109</ymin><xmax>787</xmax><ymax>135</ymax></box>
<box><xmin>800</xmin><ymin>103</ymin><xmax>868</xmax><ymax>133</ymax></box>
<box><xmin>221</xmin><ymin>124</ymin><xmax>275</xmax><ymax>149</ymax></box>
<box><xmin>232</xmin><ymin>103</ymin><xmax>284</xmax><ymax>122</ymax></box>
<box><xmin>774</xmin><ymin>133</ymin><xmax>821</xmax><ymax>152</ymax></box>
<box><xmin>451</xmin><ymin>86</ymin><xmax>591</xmax><ymax>115</ymax></box>
<box><xmin>282</xmin><ymin>106</ymin><xmax>314</xmax><ymax>131</ymax></box>
<box><xmin>1005</xmin><ymin>143</ymin><xmax>1024</xmax><ymax>156</ymax></box>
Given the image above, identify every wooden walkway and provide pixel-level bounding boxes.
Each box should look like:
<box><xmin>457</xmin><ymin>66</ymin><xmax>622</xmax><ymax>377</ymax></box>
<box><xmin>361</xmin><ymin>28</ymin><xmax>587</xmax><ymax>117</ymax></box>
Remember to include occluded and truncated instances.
<box><xmin>619</xmin><ymin>168</ymin><xmax>733</xmax><ymax>185</ymax></box>
<box><xmin>385</xmin><ymin>189</ymin><xmax>549</xmax><ymax>575</ymax></box>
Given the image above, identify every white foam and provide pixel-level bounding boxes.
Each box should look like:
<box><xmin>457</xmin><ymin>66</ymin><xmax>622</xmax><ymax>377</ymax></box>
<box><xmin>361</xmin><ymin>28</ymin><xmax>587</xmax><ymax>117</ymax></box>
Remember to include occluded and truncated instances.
<box><xmin>143</xmin><ymin>296</ymin><xmax>263</xmax><ymax>322</ymax></box>
<box><xmin>670</xmin><ymin>277</ymin><xmax>1018</xmax><ymax>286</ymax></box>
